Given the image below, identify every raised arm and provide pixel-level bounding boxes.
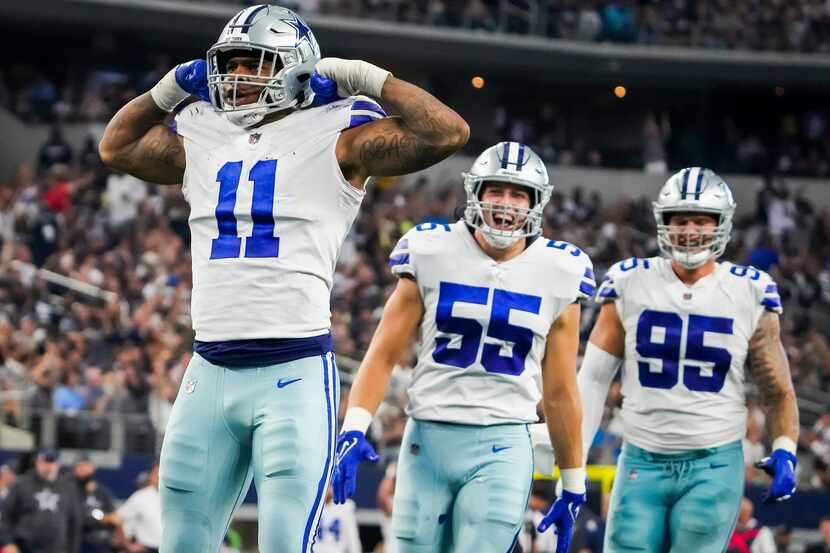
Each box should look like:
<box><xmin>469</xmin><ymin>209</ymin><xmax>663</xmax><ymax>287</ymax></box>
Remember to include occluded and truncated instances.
<box><xmin>99</xmin><ymin>60</ymin><xmax>208</xmax><ymax>185</ymax></box>
<box><xmin>315</xmin><ymin>58</ymin><xmax>469</xmax><ymax>187</ymax></box>
<box><xmin>98</xmin><ymin>93</ymin><xmax>184</xmax><ymax>184</ymax></box>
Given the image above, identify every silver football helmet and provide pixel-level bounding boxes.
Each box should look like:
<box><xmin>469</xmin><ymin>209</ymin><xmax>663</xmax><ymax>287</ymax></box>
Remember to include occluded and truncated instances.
<box><xmin>653</xmin><ymin>167</ymin><xmax>736</xmax><ymax>269</ymax></box>
<box><xmin>463</xmin><ymin>142</ymin><xmax>551</xmax><ymax>249</ymax></box>
<box><xmin>207</xmin><ymin>4</ymin><xmax>320</xmax><ymax>127</ymax></box>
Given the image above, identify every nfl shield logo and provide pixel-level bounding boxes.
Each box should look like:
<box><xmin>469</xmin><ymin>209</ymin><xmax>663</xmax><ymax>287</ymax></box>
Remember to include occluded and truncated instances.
<box><xmin>628</xmin><ymin>470</ymin><xmax>638</xmax><ymax>480</ymax></box>
<box><xmin>249</xmin><ymin>133</ymin><xmax>261</xmax><ymax>145</ymax></box>
<box><xmin>185</xmin><ymin>379</ymin><xmax>197</xmax><ymax>394</ymax></box>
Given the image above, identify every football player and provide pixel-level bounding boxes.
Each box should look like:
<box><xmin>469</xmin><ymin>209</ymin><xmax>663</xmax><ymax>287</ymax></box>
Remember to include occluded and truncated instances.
<box><xmin>578</xmin><ymin>167</ymin><xmax>799</xmax><ymax>552</ymax></box>
<box><xmin>98</xmin><ymin>5</ymin><xmax>469</xmax><ymax>553</ymax></box>
<box><xmin>331</xmin><ymin>142</ymin><xmax>593</xmax><ymax>553</ymax></box>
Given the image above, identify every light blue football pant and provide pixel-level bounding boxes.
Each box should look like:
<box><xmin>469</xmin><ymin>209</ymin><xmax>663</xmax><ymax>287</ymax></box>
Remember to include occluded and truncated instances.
<box><xmin>392</xmin><ymin>418</ymin><xmax>534</xmax><ymax>553</ymax></box>
<box><xmin>159</xmin><ymin>351</ymin><xmax>339</xmax><ymax>553</ymax></box>
<box><xmin>604</xmin><ymin>440</ymin><xmax>744</xmax><ymax>553</ymax></box>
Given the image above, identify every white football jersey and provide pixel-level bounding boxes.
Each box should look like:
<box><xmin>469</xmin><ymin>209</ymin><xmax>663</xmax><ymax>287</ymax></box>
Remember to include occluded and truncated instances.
<box><xmin>315</xmin><ymin>499</ymin><xmax>362</xmax><ymax>553</ymax></box>
<box><xmin>390</xmin><ymin>221</ymin><xmax>595</xmax><ymax>425</ymax></box>
<box><xmin>175</xmin><ymin>97</ymin><xmax>386</xmax><ymax>341</ymax></box>
<box><xmin>595</xmin><ymin>257</ymin><xmax>783</xmax><ymax>452</ymax></box>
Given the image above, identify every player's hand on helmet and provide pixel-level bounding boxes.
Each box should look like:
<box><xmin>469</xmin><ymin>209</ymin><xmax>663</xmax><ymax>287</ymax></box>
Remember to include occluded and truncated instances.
<box><xmin>332</xmin><ymin>430</ymin><xmax>379</xmax><ymax>504</ymax></box>
<box><xmin>755</xmin><ymin>449</ymin><xmax>797</xmax><ymax>503</ymax></box>
<box><xmin>173</xmin><ymin>60</ymin><xmax>209</xmax><ymax>103</ymax></box>
<box><xmin>150</xmin><ymin>59</ymin><xmax>209</xmax><ymax>112</ymax></box>
<box><xmin>314</xmin><ymin>58</ymin><xmax>391</xmax><ymax>99</ymax></box>
<box><xmin>538</xmin><ymin>489</ymin><xmax>585</xmax><ymax>553</ymax></box>
<box><xmin>309</xmin><ymin>72</ymin><xmax>341</xmax><ymax>107</ymax></box>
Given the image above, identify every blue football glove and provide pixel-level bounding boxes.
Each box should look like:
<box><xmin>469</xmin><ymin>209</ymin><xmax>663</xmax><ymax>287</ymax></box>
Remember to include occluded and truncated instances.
<box><xmin>173</xmin><ymin>59</ymin><xmax>209</xmax><ymax>103</ymax></box>
<box><xmin>538</xmin><ymin>489</ymin><xmax>586</xmax><ymax>553</ymax></box>
<box><xmin>309</xmin><ymin>71</ymin><xmax>341</xmax><ymax>107</ymax></box>
<box><xmin>754</xmin><ymin>449</ymin><xmax>797</xmax><ymax>503</ymax></box>
<box><xmin>331</xmin><ymin>430</ymin><xmax>379</xmax><ymax>504</ymax></box>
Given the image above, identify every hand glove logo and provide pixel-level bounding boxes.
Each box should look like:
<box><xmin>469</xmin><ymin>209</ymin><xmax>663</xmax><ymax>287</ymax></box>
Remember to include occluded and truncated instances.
<box><xmin>754</xmin><ymin>449</ymin><xmax>797</xmax><ymax>503</ymax></box>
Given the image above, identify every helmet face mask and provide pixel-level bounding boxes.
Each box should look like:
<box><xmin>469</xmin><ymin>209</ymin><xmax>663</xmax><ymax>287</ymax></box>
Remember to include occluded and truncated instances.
<box><xmin>653</xmin><ymin>168</ymin><xmax>736</xmax><ymax>270</ymax></box>
<box><xmin>207</xmin><ymin>5</ymin><xmax>320</xmax><ymax>128</ymax></box>
<box><xmin>463</xmin><ymin>142</ymin><xmax>551</xmax><ymax>249</ymax></box>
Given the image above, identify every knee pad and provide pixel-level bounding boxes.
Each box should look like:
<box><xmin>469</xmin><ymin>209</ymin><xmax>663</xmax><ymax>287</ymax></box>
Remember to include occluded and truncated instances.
<box><xmin>160</xmin><ymin>434</ymin><xmax>207</xmax><ymax>493</ymax></box>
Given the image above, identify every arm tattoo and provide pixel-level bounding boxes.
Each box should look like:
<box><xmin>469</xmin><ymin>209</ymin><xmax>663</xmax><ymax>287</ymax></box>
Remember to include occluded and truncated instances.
<box><xmin>357</xmin><ymin>130</ymin><xmax>444</xmax><ymax>175</ymax></box>
<box><xmin>748</xmin><ymin>311</ymin><xmax>800</xmax><ymax>440</ymax></box>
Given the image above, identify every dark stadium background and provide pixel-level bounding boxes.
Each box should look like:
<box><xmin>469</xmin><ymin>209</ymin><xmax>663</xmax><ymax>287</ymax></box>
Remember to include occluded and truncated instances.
<box><xmin>0</xmin><ymin>1</ymin><xmax>829</xmax><ymax>552</ymax></box>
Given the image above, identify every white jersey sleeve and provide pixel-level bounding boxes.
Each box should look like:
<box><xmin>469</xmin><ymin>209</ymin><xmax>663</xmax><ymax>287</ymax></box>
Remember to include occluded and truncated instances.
<box><xmin>176</xmin><ymin>96</ymin><xmax>386</xmax><ymax>341</ymax></box>
<box><xmin>388</xmin><ymin>226</ymin><xmax>421</xmax><ymax>279</ymax></box>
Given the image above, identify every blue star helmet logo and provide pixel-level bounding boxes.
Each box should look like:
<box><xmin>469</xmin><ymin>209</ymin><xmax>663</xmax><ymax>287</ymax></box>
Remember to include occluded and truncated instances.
<box><xmin>281</xmin><ymin>13</ymin><xmax>315</xmax><ymax>50</ymax></box>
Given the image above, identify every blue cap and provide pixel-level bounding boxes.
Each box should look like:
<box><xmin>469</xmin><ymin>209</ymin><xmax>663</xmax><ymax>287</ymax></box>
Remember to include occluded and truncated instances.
<box><xmin>38</xmin><ymin>448</ymin><xmax>59</xmax><ymax>462</ymax></box>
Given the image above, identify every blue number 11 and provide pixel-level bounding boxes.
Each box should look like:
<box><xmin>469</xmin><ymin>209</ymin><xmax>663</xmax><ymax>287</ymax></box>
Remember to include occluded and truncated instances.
<box><xmin>210</xmin><ymin>160</ymin><xmax>280</xmax><ymax>260</ymax></box>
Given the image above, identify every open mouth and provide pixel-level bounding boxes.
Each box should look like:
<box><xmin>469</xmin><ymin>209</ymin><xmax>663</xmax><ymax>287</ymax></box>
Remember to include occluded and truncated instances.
<box><xmin>491</xmin><ymin>212</ymin><xmax>516</xmax><ymax>231</ymax></box>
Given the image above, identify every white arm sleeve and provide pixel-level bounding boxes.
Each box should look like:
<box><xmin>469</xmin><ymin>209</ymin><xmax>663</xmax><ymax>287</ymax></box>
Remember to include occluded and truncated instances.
<box><xmin>577</xmin><ymin>342</ymin><xmax>622</xmax><ymax>464</ymax></box>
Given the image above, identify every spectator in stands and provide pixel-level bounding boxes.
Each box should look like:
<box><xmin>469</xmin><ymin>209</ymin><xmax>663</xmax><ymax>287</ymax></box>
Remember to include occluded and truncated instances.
<box><xmin>53</xmin><ymin>370</ymin><xmax>86</xmax><ymax>413</ymax></box>
<box><xmin>805</xmin><ymin>516</ymin><xmax>830</xmax><ymax>553</ymax></box>
<box><xmin>0</xmin><ymin>461</ymin><xmax>17</xmax><ymax>505</ymax></box>
<box><xmin>37</xmin><ymin>126</ymin><xmax>73</xmax><ymax>175</ymax></box>
<box><xmin>116</xmin><ymin>461</ymin><xmax>160</xmax><ymax>553</ymax></box>
<box><xmin>72</xmin><ymin>455</ymin><xmax>120</xmax><ymax>553</ymax></box>
<box><xmin>0</xmin><ymin>448</ymin><xmax>82</xmax><ymax>553</ymax></box>
<box><xmin>726</xmin><ymin>497</ymin><xmax>776</xmax><ymax>553</ymax></box>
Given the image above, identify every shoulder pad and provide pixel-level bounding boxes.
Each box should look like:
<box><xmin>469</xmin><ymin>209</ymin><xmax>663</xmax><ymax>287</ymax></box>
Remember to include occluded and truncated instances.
<box><xmin>595</xmin><ymin>257</ymin><xmax>652</xmax><ymax>303</ymax></box>
<box><xmin>724</xmin><ymin>263</ymin><xmax>783</xmax><ymax>314</ymax></box>
<box><xmin>388</xmin><ymin>223</ymin><xmax>452</xmax><ymax>278</ymax></box>
<box><xmin>544</xmin><ymin>240</ymin><xmax>595</xmax><ymax>301</ymax></box>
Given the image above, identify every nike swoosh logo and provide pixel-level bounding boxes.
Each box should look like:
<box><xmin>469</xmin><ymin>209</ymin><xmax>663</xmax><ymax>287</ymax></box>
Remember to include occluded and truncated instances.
<box><xmin>492</xmin><ymin>446</ymin><xmax>511</xmax><ymax>453</ymax></box>
<box><xmin>276</xmin><ymin>377</ymin><xmax>302</xmax><ymax>389</ymax></box>
<box><xmin>710</xmin><ymin>463</ymin><xmax>728</xmax><ymax>469</ymax></box>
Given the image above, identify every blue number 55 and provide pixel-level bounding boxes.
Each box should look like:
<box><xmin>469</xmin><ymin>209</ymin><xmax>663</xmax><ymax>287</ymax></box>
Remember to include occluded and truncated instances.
<box><xmin>433</xmin><ymin>282</ymin><xmax>541</xmax><ymax>376</ymax></box>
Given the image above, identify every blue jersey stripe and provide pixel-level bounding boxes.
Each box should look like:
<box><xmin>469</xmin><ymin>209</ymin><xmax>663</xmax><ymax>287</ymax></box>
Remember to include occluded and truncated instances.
<box><xmin>599</xmin><ymin>287</ymin><xmax>619</xmax><ymax>299</ymax></box>
<box><xmin>302</xmin><ymin>353</ymin><xmax>335</xmax><ymax>553</ymax></box>
<box><xmin>352</xmin><ymin>100</ymin><xmax>387</xmax><ymax>117</ymax></box>
<box><xmin>584</xmin><ymin>267</ymin><xmax>595</xmax><ymax>280</ymax></box>
<box><xmin>388</xmin><ymin>254</ymin><xmax>410</xmax><ymax>267</ymax></box>
<box><xmin>348</xmin><ymin>114</ymin><xmax>377</xmax><ymax>129</ymax></box>
<box><xmin>761</xmin><ymin>298</ymin><xmax>781</xmax><ymax>309</ymax></box>
<box><xmin>580</xmin><ymin>281</ymin><xmax>596</xmax><ymax>296</ymax></box>
<box><xmin>765</xmin><ymin>284</ymin><xmax>778</xmax><ymax>293</ymax></box>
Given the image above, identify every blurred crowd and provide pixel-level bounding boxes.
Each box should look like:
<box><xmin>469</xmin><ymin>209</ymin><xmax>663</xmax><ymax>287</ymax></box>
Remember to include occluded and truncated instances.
<box><xmin>294</xmin><ymin>0</ymin><xmax>830</xmax><ymax>53</ymax></box>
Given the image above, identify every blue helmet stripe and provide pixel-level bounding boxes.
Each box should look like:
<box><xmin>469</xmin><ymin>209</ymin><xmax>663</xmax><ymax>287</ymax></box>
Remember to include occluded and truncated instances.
<box><xmin>694</xmin><ymin>168</ymin><xmax>704</xmax><ymax>200</ymax></box>
<box><xmin>517</xmin><ymin>143</ymin><xmax>526</xmax><ymax>168</ymax></box>
<box><xmin>501</xmin><ymin>142</ymin><xmax>510</xmax><ymax>169</ymax></box>
<box><xmin>242</xmin><ymin>5</ymin><xmax>267</xmax><ymax>27</ymax></box>
<box><xmin>680</xmin><ymin>168</ymin><xmax>690</xmax><ymax>199</ymax></box>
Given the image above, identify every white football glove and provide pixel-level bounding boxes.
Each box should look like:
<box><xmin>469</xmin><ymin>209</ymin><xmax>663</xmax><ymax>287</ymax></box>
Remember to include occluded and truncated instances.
<box><xmin>314</xmin><ymin>58</ymin><xmax>391</xmax><ymax>98</ymax></box>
